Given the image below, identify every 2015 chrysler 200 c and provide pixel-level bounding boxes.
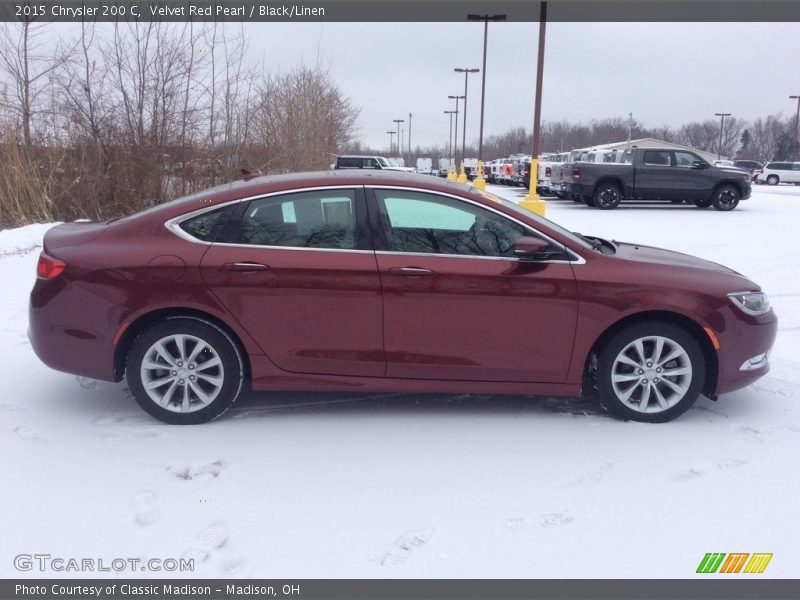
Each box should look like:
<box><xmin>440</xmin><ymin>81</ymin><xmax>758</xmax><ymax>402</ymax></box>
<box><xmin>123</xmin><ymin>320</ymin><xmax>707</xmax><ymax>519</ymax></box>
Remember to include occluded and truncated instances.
<box><xmin>29</xmin><ymin>171</ymin><xmax>777</xmax><ymax>424</ymax></box>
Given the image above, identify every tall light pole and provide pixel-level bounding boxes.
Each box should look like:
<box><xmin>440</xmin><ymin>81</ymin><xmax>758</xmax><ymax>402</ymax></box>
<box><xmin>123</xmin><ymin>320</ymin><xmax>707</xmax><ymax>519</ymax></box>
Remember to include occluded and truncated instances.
<box><xmin>468</xmin><ymin>13</ymin><xmax>506</xmax><ymax>190</ymax></box>
<box><xmin>393</xmin><ymin>118</ymin><xmax>404</xmax><ymax>158</ymax></box>
<box><xmin>386</xmin><ymin>131</ymin><xmax>396</xmax><ymax>154</ymax></box>
<box><xmin>520</xmin><ymin>1</ymin><xmax>547</xmax><ymax>216</ymax></box>
<box><xmin>455</xmin><ymin>67</ymin><xmax>479</xmax><ymax>182</ymax></box>
<box><xmin>790</xmin><ymin>95</ymin><xmax>800</xmax><ymax>148</ymax></box>
<box><xmin>408</xmin><ymin>112</ymin><xmax>413</xmax><ymax>166</ymax></box>
<box><xmin>715</xmin><ymin>112</ymin><xmax>731</xmax><ymax>159</ymax></box>
<box><xmin>444</xmin><ymin>110</ymin><xmax>456</xmax><ymax>170</ymax></box>
<box><xmin>447</xmin><ymin>95</ymin><xmax>464</xmax><ymax>180</ymax></box>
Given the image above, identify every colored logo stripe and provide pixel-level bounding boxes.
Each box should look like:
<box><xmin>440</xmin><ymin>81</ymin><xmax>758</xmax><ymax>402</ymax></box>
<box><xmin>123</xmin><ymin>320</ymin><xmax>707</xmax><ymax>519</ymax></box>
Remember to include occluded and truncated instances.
<box><xmin>720</xmin><ymin>553</ymin><xmax>749</xmax><ymax>573</ymax></box>
<box><xmin>697</xmin><ymin>552</ymin><xmax>772</xmax><ymax>574</ymax></box>
<box><xmin>744</xmin><ymin>553</ymin><xmax>773</xmax><ymax>574</ymax></box>
<box><xmin>697</xmin><ymin>553</ymin><xmax>726</xmax><ymax>573</ymax></box>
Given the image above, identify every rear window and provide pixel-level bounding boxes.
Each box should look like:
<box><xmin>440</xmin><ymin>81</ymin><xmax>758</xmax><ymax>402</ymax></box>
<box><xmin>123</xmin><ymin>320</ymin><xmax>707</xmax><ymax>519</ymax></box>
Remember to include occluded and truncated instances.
<box><xmin>179</xmin><ymin>205</ymin><xmax>236</xmax><ymax>242</ymax></box>
<box><xmin>643</xmin><ymin>150</ymin><xmax>671</xmax><ymax>166</ymax></box>
<box><xmin>767</xmin><ymin>162</ymin><xmax>791</xmax><ymax>170</ymax></box>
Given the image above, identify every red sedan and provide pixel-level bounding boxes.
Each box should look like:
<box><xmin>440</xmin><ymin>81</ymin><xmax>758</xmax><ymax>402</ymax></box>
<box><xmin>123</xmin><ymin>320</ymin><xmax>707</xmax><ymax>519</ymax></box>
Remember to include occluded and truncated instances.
<box><xmin>29</xmin><ymin>171</ymin><xmax>776</xmax><ymax>424</ymax></box>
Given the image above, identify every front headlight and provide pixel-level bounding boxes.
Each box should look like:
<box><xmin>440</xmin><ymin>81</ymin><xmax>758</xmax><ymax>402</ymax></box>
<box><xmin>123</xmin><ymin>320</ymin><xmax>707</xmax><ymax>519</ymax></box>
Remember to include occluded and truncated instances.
<box><xmin>728</xmin><ymin>291</ymin><xmax>771</xmax><ymax>316</ymax></box>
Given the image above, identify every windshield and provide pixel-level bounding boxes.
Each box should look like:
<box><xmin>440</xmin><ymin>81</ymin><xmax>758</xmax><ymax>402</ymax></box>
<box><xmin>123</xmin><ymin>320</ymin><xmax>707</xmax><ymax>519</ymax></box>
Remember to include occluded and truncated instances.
<box><xmin>472</xmin><ymin>189</ymin><xmax>594</xmax><ymax>250</ymax></box>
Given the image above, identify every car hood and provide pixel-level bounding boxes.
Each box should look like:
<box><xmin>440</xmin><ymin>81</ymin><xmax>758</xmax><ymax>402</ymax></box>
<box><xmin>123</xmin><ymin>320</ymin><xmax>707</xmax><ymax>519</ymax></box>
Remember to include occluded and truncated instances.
<box><xmin>613</xmin><ymin>241</ymin><xmax>741</xmax><ymax>275</ymax></box>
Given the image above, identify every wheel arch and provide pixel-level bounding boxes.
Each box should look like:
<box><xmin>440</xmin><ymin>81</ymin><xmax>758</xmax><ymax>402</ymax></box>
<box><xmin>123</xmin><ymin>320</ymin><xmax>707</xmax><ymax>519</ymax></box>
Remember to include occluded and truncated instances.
<box><xmin>113</xmin><ymin>307</ymin><xmax>252</xmax><ymax>384</ymax></box>
<box><xmin>593</xmin><ymin>177</ymin><xmax>626</xmax><ymax>197</ymax></box>
<box><xmin>583</xmin><ymin>310</ymin><xmax>718</xmax><ymax>398</ymax></box>
<box><xmin>712</xmin><ymin>179</ymin><xmax>743</xmax><ymax>198</ymax></box>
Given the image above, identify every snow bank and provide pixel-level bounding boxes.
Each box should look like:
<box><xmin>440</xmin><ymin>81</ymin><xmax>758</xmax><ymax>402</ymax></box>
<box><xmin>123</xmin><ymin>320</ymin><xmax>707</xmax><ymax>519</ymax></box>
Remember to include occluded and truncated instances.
<box><xmin>0</xmin><ymin>222</ymin><xmax>60</xmax><ymax>256</ymax></box>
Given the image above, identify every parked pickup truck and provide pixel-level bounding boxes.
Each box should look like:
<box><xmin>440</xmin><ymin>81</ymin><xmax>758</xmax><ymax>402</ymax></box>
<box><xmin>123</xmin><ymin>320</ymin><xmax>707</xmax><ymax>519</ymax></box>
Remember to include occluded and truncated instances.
<box><xmin>565</xmin><ymin>147</ymin><xmax>752</xmax><ymax>211</ymax></box>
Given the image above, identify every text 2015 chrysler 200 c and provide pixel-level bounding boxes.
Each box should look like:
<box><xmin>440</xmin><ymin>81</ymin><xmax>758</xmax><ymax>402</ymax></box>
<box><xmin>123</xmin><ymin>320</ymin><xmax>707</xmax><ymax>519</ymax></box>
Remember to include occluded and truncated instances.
<box><xmin>29</xmin><ymin>171</ymin><xmax>777</xmax><ymax>424</ymax></box>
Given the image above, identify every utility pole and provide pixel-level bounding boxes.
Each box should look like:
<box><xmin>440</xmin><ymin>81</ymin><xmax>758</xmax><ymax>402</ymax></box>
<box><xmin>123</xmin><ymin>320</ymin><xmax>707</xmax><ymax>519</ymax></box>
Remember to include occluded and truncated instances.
<box><xmin>444</xmin><ymin>110</ymin><xmax>456</xmax><ymax>170</ymax></box>
<box><xmin>408</xmin><ymin>112</ymin><xmax>413</xmax><ymax>166</ymax></box>
<box><xmin>393</xmin><ymin>118</ymin><xmax>405</xmax><ymax>158</ymax></box>
<box><xmin>387</xmin><ymin>131</ymin><xmax>396</xmax><ymax>154</ymax></box>
<box><xmin>627</xmin><ymin>112</ymin><xmax>633</xmax><ymax>148</ymax></box>
<box><xmin>468</xmin><ymin>13</ymin><xmax>506</xmax><ymax>190</ymax></box>
<box><xmin>447</xmin><ymin>96</ymin><xmax>464</xmax><ymax>180</ymax></box>
<box><xmin>454</xmin><ymin>68</ymin><xmax>479</xmax><ymax>182</ymax></box>
<box><xmin>520</xmin><ymin>1</ymin><xmax>548</xmax><ymax>216</ymax></box>
<box><xmin>790</xmin><ymin>95</ymin><xmax>800</xmax><ymax>147</ymax></box>
<box><xmin>715</xmin><ymin>112</ymin><xmax>731</xmax><ymax>159</ymax></box>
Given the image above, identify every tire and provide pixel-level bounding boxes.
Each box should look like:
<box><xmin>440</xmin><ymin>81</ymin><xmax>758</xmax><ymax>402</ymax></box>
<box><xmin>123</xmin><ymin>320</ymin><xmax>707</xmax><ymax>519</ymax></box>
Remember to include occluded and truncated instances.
<box><xmin>711</xmin><ymin>184</ymin><xmax>740</xmax><ymax>211</ymax></box>
<box><xmin>593</xmin><ymin>182</ymin><xmax>622</xmax><ymax>210</ymax></box>
<box><xmin>694</xmin><ymin>197</ymin><xmax>713</xmax><ymax>208</ymax></box>
<box><xmin>594</xmin><ymin>322</ymin><xmax>705</xmax><ymax>423</ymax></box>
<box><xmin>126</xmin><ymin>317</ymin><xmax>244</xmax><ymax>424</ymax></box>
<box><xmin>766</xmin><ymin>175</ymin><xmax>779</xmax><ymax>185</ymax></box>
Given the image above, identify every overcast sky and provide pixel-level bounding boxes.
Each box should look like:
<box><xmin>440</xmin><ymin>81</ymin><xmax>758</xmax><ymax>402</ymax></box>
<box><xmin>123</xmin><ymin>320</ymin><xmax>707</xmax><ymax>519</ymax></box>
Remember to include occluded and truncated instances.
<box><xmin>245</xmin><ymin>20</ymin><xmax>800</xmax><ymax>151</ymax></box>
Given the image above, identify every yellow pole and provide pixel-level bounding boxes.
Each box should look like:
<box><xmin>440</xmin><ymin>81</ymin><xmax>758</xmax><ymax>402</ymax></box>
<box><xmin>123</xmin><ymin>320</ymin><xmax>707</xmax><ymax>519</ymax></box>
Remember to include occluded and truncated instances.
<box><xmin>519</xmin><ymin>158</ymin><xmax>546</xmax><ymax>216</ymax></box>
<box><xmin>446</xmin><ymin>162</ymin><xmax>457</xmax><ymax>181</ymax></box>
<box><xmin>473</xmin><ymin>160</ymin><xmax>486</xmax><ymax>190</ymax></box>
<box><xmin>457</xmin><ymin>161</ymin><xmax>468</xmax><ymax>184</ymax></box>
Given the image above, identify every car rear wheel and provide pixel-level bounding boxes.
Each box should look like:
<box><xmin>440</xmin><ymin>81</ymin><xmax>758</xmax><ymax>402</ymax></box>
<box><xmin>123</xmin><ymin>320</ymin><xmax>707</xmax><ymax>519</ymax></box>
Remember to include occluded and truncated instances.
<box><xmin>126</xmin><ymin>317</ymin><xmax>244</xmax><ymax>424</ymax></box>
<box><xmin>694</xmin><ymin>197</ymin><xmax>713</xmax><ymax>208</ymax></box>
<box><xmin>766</xmin><ymin>175</ymin><xmax>779</xmax><ymax>185</ymax></box>
<box><xmin>712</xmin><ymin>184</ymin><xmax>740</xmax><ymax>211</ymax></box>
<box><xmin>594</xmin><ymin>322</ymin><xmax>705</xmax><ymax>423</ymax></box>
<box><xmin>593</xmin><ymin>183</ymin><xmax>622</xmax><ymax>210</ymax></box>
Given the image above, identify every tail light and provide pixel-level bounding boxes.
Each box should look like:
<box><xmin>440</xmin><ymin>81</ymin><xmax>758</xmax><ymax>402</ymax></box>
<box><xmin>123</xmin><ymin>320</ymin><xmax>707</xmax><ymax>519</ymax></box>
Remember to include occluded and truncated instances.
<box><xmin>572</xmin><ymin>166</ymin><xmax>582</xmax><ymax>180</ymax></box>
<box><xmin>545</xmin><ymin>167</ymin><xmax>552</xmax><ymax>177</ymax></box>
<box><xmin>37</xmin><ymin>252</ymin><xmax>66</xmax><ymax>279</ymax></box>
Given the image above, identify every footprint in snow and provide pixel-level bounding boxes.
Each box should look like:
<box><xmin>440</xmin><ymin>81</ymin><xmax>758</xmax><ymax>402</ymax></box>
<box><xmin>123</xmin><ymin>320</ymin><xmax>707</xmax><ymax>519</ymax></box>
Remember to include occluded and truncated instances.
<box><xmin>673</xmin><ymin>458</ymin><xmax>748</xmax><ymax>481</ymax></box>
<box><xmin>730</xmin><ymin>424</ymin><xmax>765</xmax><ymax>444</ymax></box>
<box><xmin>130</xmin><ymin>490</ymin><xmax>161</xmax><ymax>527</ymax></box>
<box><xmin>0</xmin><ymin>404</ymin><xmax>26</xmax><ymax>414</ymax></box>
<box><xmin>13</xmin><ymin>426</ymin><xmax>49</xmax><ymax>443</ymax></box>
<box><xmin>558</xmin><ymin>461</ymin><xmax>613</xmax><ymax>487</ymax></box>
<box><xmin>75</xmin><ymin>376</ymin><xmax>99</xmax><ymax>390</ymax></box>
<box><xmin>220</xmin><ymin>558</ymin><xmax>252</xmax><ymax>578</ymax></box>
<box><xmin>182</xmin><ymin>520</ymin><xmax>229</xmax><ymax>563</ymax></box>
<box><xmin>505</xmin><ymin>512</ymin><xmax>575</xmax><ymax>532</ymax></box>
<box><xmin>375</xmin><ymin>529</ymin><xmax>433</xmax><ymax>568</ymax></box>
<box><xmin>169</xmin><ymin>460</ymin><xmax>226</xmax><ymax>481</ymax></box>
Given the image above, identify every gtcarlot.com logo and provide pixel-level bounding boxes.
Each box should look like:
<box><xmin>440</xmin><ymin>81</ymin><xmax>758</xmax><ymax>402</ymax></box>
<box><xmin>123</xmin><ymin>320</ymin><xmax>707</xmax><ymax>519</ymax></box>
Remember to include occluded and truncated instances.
<box><xmin>696</xmin><ymin>552</ymin><xmax>773</xmax><ymax>574</ymax></box>
<box><xmin>14</xmin><ymin>553</ymin><xmax>194</xmax><ymax>573</ymax></box>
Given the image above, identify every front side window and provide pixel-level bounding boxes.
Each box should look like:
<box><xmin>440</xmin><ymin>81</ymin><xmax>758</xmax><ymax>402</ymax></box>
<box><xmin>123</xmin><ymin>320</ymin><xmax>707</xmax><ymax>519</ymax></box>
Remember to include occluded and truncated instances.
<box><xmin>674</xmin><ymin>151</ymin><xmax>701</xmax><ymax>168</ymax></box>
<box><xmin>643</xmin><ymin>150</ymin><xmax>671</xmax><ymax>166</ymax></box>
<box><xmin>237</xmin><ymin>190</ymin><xmax>357</xmax><ymax>249</ymax></box>
<box><xmin>374</xmin><ymin>190</ymin><xmax>527</xmax><ymax>257</ymax></box>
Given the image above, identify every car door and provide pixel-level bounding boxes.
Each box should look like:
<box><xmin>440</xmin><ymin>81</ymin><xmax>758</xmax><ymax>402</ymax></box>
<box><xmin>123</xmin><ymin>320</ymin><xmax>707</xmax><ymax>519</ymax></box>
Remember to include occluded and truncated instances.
<box><xmin>636</xmin><ymin>149</ymin><xmax>676</xmax><ymax>199</ymax></box>
<box><xmin>367</xmin><ymin>187</ymin><xmax>579</xmax><ymax>383</ymax></box>
<box><xmin>672</xmin><ymin>151</ymin><xmax>714</xmax><ymax>201</ymax></box>
<box><xmin>200</xmin><ymin>186</ymin><xmax>385</xmax><ymax>377</ymax></box>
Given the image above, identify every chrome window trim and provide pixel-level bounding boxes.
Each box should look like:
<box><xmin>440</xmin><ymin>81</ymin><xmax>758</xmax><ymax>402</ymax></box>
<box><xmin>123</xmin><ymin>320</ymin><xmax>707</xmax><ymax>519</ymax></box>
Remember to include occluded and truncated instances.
<box><xmin>164</xmin><ymin>185</ymin><xmax>362</xmax><ymax>246</ymax></box>
<box><xmin>365</xmin><ymin>184</ymin><xmax>586</xmax><ymax>265</ymax></box>
<box><xmin>164</xmin><ymin>182</ymin><xmax>587</xmax><ymax>264</ymax></box>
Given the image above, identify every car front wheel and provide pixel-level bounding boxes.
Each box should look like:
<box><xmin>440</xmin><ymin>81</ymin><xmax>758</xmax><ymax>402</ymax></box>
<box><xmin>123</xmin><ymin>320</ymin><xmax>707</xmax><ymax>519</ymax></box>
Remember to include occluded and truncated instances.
<box><xmin>126</xmin><ymin>317</ymin><xmax>244</xmax><ymax>424</ymax></box>
<box><xmin>766</xmin><ymin>175</ymin><xmax>779</xmax><ymax>185</ymax></box>
<box><xmin>712</xmin><ymin>184</ymin><xmax>740</xmax><ymax>211</ymax></box>
<box><xmin>594</xmin><ymin>322</ymin><xmax>705</xmax><ymax>423</ymax></box>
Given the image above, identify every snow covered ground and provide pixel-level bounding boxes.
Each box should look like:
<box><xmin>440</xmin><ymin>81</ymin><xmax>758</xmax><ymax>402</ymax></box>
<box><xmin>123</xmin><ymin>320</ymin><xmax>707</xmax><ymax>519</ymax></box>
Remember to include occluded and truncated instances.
<box><xmin>1</xmin><ymin>184</ymin><xmax>799</xmax><ymax>579</ymax></box>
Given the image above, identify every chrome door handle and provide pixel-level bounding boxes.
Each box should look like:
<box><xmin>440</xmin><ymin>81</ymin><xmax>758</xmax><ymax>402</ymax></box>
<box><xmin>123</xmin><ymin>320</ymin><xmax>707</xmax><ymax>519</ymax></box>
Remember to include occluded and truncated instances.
<box><xmin>389</xmin><ymin>267</ymin><xmax>435</xmax><ymax>276</ymax></box>
<box><xmin>223</xmin><ymin>262</ymin><xmax>271</xmax><ymax>272</ymax></box>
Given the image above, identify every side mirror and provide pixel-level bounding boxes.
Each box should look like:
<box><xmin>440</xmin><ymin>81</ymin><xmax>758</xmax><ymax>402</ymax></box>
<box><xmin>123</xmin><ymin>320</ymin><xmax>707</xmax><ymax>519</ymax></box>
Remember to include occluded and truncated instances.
<box><xmin>692</xmin><ymin>160</ymin><xmax>707</xmax><ymax>169</ymax></box>
<box><xmin>514</xmin><ymin>236</ymin><xmax>557</xmax><ymax>260</ymax></box>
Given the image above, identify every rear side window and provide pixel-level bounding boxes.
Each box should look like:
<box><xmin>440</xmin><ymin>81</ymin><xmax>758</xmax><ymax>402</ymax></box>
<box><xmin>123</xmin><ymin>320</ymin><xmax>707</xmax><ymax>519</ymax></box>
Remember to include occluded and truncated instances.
<box><xmin>179</xmin><ymin>205</ymin><xmax>235</xmax><ymax>242</ymax></box>
<box><xmin>643</xmin><ymin>150</ymin><xmax>671</xmax><ymax>166</ymax></box>
<box><xmin>238</xmin><ymin>190</ymin><xmax>357</xmax><ymax>249</ymax></box>
<box><xmin>767</xmin><ymin>162</ymin><xmax>791</xmax><ymax>170</ymax></box>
